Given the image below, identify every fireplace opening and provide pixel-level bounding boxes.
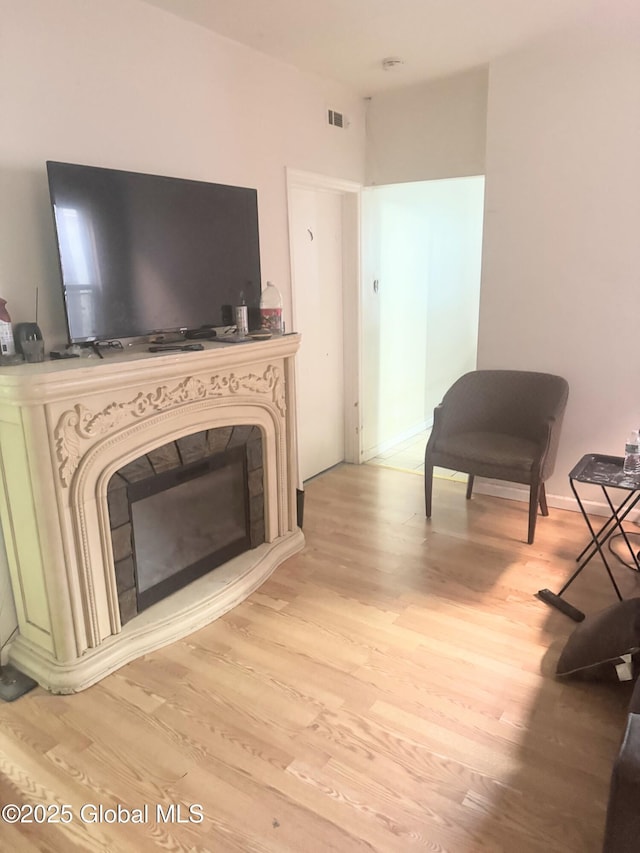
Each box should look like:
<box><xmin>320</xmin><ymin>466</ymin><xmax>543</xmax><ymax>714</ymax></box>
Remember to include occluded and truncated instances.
<box><xmin>129</xmin><ymin>445</ymin><xmax>250</xmax><ymax>611</ymax></box>
<box><xmin>108</xmin><ymin>425</ymin><xmax>265</xmax><ymax>624</ymax></box>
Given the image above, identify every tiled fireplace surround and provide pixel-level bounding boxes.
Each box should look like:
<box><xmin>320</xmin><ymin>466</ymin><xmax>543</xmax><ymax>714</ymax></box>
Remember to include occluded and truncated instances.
<box><xmin>0</xmin><ymin>335</ymin><xmax>303</xmax><ymax>693</ymax></box>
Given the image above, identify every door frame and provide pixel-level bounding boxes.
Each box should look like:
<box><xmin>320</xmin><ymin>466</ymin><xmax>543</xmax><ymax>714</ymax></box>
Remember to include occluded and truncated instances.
<box><xmin>285</xmin><ymin>168</ymin><xmax>362</xmax><ymax>485</ymax></box>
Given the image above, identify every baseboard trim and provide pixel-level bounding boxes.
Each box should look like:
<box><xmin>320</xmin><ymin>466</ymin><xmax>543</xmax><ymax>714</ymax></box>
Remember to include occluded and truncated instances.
<box><xmin>362</xmin><ymin>419</ymin><xmax>432</xmax><ymax>462</ymax></box>
<box><xmin>473</xmin><ymin>480</ymin><xmax>640</xmax><ymax>522</ymax></box>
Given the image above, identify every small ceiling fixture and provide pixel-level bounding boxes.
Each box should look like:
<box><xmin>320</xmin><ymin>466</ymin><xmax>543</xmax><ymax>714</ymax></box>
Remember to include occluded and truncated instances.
<box><xmin>381</xmin><ymin>57</ymin><xmax>404</xmax><ymax>72</ymax></box>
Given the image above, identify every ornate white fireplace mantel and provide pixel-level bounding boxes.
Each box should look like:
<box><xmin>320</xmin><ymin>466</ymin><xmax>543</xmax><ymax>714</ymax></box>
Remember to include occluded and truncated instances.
<box><xmin>0</xmin><ymin>335</ymin><xmax>303</xmax><ymax>693</ymax></box>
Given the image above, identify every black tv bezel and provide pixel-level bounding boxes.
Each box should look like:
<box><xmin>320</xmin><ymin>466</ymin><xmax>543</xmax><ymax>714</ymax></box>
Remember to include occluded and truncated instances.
<box><xmin>46</xmin><ymin>160</ymin><xmax>263</xmax><ymax>345</ymax></box>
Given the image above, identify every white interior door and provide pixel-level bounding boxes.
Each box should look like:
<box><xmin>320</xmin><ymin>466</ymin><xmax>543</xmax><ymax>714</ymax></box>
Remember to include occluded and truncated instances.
<box><xmin>290</xmin><ymin>186</ymin><xmax>345</xmax><ymax>482</ymax></box>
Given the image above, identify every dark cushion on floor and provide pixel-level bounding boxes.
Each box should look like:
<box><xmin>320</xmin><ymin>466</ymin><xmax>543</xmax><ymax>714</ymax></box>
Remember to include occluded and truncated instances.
<box><xmin>556</xmin><ymin>598</ymin><xmax>640</xmax><ymax>682</ymax></box>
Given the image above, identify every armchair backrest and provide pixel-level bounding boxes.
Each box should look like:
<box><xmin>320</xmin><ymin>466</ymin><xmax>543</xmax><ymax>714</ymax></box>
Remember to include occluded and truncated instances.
<box><xmin>438</xmin><ymin>370</ymin><xmax>569</xmax><ymax>446</ymax></box>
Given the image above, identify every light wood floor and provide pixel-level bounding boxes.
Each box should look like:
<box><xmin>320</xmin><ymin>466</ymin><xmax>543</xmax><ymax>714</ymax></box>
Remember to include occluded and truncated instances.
<box><xmin>1</xmin><ymin>464</ymin><xmax>639</xmax><ymax>852</ymax></box>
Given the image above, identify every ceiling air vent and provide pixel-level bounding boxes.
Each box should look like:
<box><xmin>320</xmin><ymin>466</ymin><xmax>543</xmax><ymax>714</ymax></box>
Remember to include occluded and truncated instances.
<box><xmin>328</xmin><ymin>109</ymin><xmax>344</xmax><ymax>128</ymax></box>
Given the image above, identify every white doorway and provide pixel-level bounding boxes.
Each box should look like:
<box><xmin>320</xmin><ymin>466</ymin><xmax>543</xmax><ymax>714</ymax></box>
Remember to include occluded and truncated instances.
<box><xmin>286</xmin><ymin>170</ymin><xmax>360</xmax><ymax>484</ymax></box>
<box><xmin>361</xmin><ymin>176</ymin><xmax>485</xmax><ymax>463</ymax></box>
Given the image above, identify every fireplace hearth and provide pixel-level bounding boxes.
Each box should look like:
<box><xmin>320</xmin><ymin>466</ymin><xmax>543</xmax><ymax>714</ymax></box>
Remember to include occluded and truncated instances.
<box><xmin>0</xmin><ymin>335</ymin><xmax>303</xmax><ymax>693</ymax></box>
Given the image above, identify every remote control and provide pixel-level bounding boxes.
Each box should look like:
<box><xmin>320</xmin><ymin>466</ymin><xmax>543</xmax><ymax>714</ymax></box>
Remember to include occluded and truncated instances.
<box><xmin>148</xmin><ymin>344</ymin><xmax>204</xmax><ymax>353</ymax></box>
<box><xmin>537</xmin><ymin>589</ymin><xmax>585</xmax><ymax>622</ymax></box>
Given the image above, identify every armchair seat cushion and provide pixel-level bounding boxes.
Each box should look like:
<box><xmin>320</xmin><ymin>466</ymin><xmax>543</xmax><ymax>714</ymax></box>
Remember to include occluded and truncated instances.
<box><xmin>434</xmin><ymin>431</ymin><xmax>538</xmax><ymax>475</ymax></box>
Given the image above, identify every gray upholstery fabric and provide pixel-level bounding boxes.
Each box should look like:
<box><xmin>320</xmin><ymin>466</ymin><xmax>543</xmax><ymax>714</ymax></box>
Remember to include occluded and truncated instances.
<box><xmin>603</xmin><ymin>701</ymin><xmax>640</xmax><ymax>852</ymax></box>
<box><xmin>424</xmin><ymin>370</ymin><xmax>569</xmax><ymax>543</ymax></box>
<box><xmin>433</xmin><ymin>432</ymin><xmax>539</xmax><ymax>476</ymax></box>
<box><xmin>556</xmin><ymin>598</ymin><xmax>640</xmax><ymax>681</ymax></box>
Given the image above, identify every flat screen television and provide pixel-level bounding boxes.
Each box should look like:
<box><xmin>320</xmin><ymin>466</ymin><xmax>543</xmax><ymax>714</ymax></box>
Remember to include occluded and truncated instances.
<box><xmin>46</xmin><ymin>161</ymin><xmax>262</xmax><ymax>343</ymax></box>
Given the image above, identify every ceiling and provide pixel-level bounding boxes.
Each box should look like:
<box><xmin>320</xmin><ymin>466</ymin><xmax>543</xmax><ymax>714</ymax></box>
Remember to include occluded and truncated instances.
<box><xmin>139</xmin><ymin>0</ymin><xmax>616</xmax><ymax>95</ymax></box>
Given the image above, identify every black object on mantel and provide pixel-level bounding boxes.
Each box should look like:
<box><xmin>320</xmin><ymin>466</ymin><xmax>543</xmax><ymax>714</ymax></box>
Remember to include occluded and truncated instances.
<box><xmin>148</xmin><ymin>344</ymin><xmax>204</xmax><ymax>353</ymax></box>
<box><xmin>14</xmin><ymin>322</ymin><xmax>43</xmax><ymax>357</ymax></box>
<box><xmin>184</xmin><ymin>327</ymin><xmax>217</xmax><ymax>340</ymax></box>
<box><xmin>0</xmin><ymin>663</ymin><xmax>37</xmax><ymax>702</ymax></box>
<box><xmin>50</xmin><ymin>350</ymin><xmax>80</xmax><ymax>360</ymax></box>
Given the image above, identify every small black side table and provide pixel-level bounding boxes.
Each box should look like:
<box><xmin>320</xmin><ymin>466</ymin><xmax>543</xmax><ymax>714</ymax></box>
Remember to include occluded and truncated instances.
<box><xmin>538</xmin><ymin>453</ymin><xmax>640</xmax><ymax>621</ymax></box>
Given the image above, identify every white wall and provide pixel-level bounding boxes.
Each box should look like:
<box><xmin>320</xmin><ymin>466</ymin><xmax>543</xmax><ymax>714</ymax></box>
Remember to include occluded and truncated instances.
<box><xmin>423</xmin><ymin>178</ymin><xmax>484</xmax><ymax>414</ymax></box>
<box><xmin>361</xmin><ymin>187</ymin><xmax>430</xmax><ymax>453</ymax></box>
<box><xmin>479</xmin><ymin>22</ymin><xmax>640</xmax><ymax>507</ymax></box>
<box><xmin>0</xmin><ymin>0</ymin><xmax>366</xmax><ymax>651</ymax></box>
<box><xmin>361</xmin><ymin>177</ymin><xmax>484</xmax><ymax>456</ymax></box>
<box><xmin>365</xmin><ymin>67</ymin><xmax>488</xmax><ymax>186</ymax></box>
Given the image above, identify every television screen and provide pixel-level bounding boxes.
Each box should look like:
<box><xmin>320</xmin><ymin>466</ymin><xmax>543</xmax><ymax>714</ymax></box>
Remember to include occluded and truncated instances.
<box><xmin>46</xmin><ymin>161</ymin><xmax>262</xmax><ymax>343</ymax></box>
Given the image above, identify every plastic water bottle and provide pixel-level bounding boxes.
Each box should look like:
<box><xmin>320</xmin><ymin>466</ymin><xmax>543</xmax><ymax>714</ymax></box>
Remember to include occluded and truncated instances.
<box><xmin>260</xmin><ymin>281</ymin><xmax>283</xmax><ymax>335</ymax></box>
<box><xmin>0</xmin><ymin>299</ymin><xmax>16</xmax><ymax>356</ymax></box>
<box><xmin>623</xmin><ymin>431</ymin><xmax>640</xmax><ymax>475</ymax></box>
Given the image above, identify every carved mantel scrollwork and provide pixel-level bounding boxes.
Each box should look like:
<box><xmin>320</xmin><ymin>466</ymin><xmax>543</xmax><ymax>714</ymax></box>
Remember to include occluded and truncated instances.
<box><xmin>54</xmin><ymin>365</ymin><xmax>285</xmax><ymax>487</ymax></box>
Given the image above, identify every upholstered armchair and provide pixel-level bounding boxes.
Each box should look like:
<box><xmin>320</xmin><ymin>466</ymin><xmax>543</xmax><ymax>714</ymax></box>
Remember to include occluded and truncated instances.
<box><xmin>424</xmin><ymin>370</ymin><xmax>569</xmax><ymax>544</ymax></box>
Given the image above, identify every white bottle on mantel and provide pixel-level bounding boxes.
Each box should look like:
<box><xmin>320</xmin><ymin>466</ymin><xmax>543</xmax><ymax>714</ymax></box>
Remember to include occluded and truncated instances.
<box><xmin>0</xmin><ymin>299</ymin><xmax>16</xmax><ymax>356</ymax></box>
<box><xmin>260</xmin><ymin>281</ymin><xmax>283</xmax><ymax>335</ymax></box>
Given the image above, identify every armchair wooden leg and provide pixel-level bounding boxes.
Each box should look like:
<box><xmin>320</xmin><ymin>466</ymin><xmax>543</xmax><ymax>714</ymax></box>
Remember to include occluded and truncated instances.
<box><xmin>539</xmin><ymin>483</ymin><xmax>549</xmax><ymax>517</ymax></box>
<box><xmin>528</xmin><ymin>483</ymin><xmax>540</xmax><ymax>544</ymax></box>
<box><xmin>466</xmin><ymin>474</ymin><xmax>474</xmax><ymax>500</ymax></box>
<box><xmin>425</xmin><ymin>462</ymin><xmax>434</xmax><ymax>518</ymax></box>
